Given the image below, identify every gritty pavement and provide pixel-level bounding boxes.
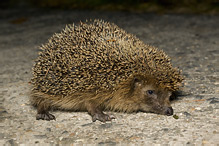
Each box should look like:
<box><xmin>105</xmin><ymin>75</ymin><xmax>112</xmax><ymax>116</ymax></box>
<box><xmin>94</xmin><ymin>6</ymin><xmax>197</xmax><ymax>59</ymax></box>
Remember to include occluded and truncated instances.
<box><xmin>0</xmin><ymin>8</ymin><xmax>218</xmax><ymax>145</ymax></box>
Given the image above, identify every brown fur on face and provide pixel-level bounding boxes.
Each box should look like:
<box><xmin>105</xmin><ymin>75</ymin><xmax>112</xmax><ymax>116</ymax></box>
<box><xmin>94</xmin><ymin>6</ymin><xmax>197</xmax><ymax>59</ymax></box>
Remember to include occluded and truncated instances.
<box><xmin>31</xmin><ymin>74</ymin><xmax>174</xmax><ymax>119</ymax></box>
<box><xmin>103</xmin><ymin>74</ymin><xmax>173</xmax><ymax>115</ymax></box>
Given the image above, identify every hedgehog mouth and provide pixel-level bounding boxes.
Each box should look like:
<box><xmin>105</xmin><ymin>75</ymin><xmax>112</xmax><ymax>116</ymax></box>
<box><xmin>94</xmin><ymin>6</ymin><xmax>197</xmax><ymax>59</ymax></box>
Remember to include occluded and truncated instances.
<box><xmin>164</xmin><ymin>107</ymin><xmax>174</xmax><ymax>116</ymax></box>
<box><xmin>149</xmin><ymin>106</ymin><xmax>174</xmax><ymax>116</ymax></box>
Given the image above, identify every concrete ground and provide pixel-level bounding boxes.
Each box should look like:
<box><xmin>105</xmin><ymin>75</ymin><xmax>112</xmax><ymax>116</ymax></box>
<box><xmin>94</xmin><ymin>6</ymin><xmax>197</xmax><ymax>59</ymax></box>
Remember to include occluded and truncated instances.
<box><xmin>0</xmin><ymin>8</ymin><xmax>218</xmax><ymax>145</ymax></box>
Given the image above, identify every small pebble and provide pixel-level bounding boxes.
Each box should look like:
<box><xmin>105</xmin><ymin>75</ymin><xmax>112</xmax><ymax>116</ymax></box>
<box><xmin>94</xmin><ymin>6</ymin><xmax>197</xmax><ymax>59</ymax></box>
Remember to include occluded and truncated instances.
<box><xmin>183</xmin><ymin>112</ymin><xmax>191</xmax><ymax>117</ymax></box>
<box><xmin>195</xmin><ymin>95</ymin><xmax>203</xmax><ymax>99</ymax></box>
<box><xmin>62</xmin><ymin>130</ymin><xmax>68</xmax><ymax>134</ymax></box>
<box><xmin>210</xmin><ymin>100</ymin><xmax>219</xmax><ymax>104</ymax></box>
<box><xmin>195</xmin><ymin>107</ymin><xmax>201</xmax><ymax>110</ymax></box>
<box><xmin>59</xmin><ymin>137</ymin><xmax>63</xmax><ymax>141</ymax></box>
<box><xmin>207</xmin><ymin>97</ymin><xmax>218</xmax><ymax>101</ymax></box>
<box><xmin>46</xmin><ymin>128</ymin><xmax>51</xmax><ymax>132</ymax></box>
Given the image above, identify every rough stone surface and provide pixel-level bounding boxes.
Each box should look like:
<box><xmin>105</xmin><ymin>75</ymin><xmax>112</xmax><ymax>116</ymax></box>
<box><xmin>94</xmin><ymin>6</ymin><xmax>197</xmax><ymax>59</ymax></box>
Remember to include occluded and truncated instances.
<box><xmin>0</xmin><ymin>8</ymin><xmax>218</xmax><ymax>145</ymax></box>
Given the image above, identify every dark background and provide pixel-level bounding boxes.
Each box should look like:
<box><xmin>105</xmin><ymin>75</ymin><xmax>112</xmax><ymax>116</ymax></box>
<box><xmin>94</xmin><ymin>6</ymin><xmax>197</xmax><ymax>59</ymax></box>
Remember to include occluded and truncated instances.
<box><xmin>1</xmin><ymin>0</ymin><xmax>219</xmax><ymax>14</ymax></box>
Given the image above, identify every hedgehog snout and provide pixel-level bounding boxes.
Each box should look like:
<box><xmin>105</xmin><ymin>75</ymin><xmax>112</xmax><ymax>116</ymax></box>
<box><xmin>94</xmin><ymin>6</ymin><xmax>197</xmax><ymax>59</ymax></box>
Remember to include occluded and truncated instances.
<box><xmin>164</xmin><ymin>106</ymin><xmax>174</xmax><ymax>116</ymax></box>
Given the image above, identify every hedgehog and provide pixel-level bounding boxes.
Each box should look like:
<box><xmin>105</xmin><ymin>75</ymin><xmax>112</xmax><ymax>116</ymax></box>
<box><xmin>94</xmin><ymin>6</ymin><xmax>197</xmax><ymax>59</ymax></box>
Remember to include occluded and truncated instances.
<box><xmin>31</xmin><ymin>19</ymin><xmax>183</xmax><ymax>122</ymax></box>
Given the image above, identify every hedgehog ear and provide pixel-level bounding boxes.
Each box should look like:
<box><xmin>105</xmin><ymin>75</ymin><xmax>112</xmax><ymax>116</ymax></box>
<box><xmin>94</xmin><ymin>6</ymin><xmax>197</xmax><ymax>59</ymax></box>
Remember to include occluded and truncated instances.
<box><xmin>132</xmin><ymin>76</ymin><xmax>142</xmax><ymax>88</ymax></box>
<box><xmin>128</xmin><ymin>76</ymin><xmax>142</xmax><ymax>96</ymax></box>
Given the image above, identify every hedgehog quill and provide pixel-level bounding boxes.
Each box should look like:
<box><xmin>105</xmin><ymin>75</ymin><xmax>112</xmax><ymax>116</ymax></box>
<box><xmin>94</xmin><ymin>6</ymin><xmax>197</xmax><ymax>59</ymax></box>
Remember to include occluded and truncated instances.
<box><xmin>31</xmin><ymin>20</ymin><xmax>183</xmax><ymax>122</ymax></box>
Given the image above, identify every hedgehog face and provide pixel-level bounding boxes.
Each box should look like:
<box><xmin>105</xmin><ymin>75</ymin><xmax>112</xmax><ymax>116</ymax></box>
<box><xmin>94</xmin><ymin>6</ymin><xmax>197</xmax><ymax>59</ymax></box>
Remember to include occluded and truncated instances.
<box><xmin>133</xmin><ymin>78</ymin><xmax>173</xmax><ymax>116</ymax></box>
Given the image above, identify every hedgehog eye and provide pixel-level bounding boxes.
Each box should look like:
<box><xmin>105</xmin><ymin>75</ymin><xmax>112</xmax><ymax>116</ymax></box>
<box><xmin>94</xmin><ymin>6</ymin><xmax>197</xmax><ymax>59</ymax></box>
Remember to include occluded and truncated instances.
<box><xmin>147</xmin><ymin>90</ymin><xmax>154</xmax><ymax>95</ymax></box>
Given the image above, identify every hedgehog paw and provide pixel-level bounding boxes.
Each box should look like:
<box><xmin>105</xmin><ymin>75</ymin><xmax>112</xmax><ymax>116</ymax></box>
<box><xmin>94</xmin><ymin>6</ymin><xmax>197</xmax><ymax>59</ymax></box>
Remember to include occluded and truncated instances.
<box><xmin>36</xmin><ymin>112</ymin><xmax>56</xmax><ymax>121</ymax></box>
<box><xmin>92</xmin><ymin>112</ymin><xmax>115</xmax><ymax>122</ymax></box>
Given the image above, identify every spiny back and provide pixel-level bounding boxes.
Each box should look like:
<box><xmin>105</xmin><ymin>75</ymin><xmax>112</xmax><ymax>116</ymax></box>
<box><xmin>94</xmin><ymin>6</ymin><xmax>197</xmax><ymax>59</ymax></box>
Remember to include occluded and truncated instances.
<box><xmin>31</xmin><ymin>19</ymin><xmax>183</xmax><ymax>96</ymax></box>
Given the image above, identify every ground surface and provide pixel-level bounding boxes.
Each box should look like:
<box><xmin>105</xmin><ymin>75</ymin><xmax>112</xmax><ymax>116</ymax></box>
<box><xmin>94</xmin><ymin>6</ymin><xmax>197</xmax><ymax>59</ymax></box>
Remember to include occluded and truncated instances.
<box><xmin>0</xmin><ymin>8</ymin><xmax>218</xmax><ymax>145</ymax></box>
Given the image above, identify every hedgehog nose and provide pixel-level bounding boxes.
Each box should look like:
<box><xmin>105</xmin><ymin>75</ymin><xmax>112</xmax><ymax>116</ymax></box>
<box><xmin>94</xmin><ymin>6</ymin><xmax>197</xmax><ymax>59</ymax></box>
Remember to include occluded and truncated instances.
<box><xmin>165</xmin><ymin>107</ymin><xmax>173</xmax><ymax>116</ymax></box>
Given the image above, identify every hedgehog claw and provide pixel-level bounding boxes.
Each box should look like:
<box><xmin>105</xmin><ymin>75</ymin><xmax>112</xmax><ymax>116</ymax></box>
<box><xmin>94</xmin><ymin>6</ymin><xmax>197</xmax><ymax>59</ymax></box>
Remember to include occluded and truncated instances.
<box><xmin>36</xmin><ymin>112</ymin><xmax>56</xmax><ymax>121</ymax></box>
<box><xmin>92</xmin><ymin>113</ymin><xmax>115</xmax><ymax>122</ymax></box>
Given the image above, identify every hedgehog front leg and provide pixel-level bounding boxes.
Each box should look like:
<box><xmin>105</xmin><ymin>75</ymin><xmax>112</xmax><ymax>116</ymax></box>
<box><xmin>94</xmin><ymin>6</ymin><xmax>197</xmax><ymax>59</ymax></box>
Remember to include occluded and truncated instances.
<box><xmin>36</xmin><ymin>103</ymin><xmax>56</xmax><ymax>121</ymax></box>
<box><xmin>30</xmin><ymin>91</ymin><xmax>56</xmax><ymax>121</ymax></box>
<box><xmin>85</xmin><ymin>101</ymin><xmax>114</xmax><ymax>122</ymax></box>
